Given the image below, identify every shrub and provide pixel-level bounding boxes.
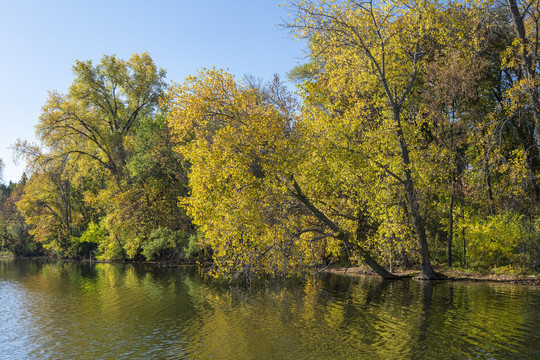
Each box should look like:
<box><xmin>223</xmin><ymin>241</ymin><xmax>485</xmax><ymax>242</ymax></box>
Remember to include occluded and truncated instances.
<box><xmin>141</xmin><ymin>227</ymin><xmax>187</xmax><ymax>261</ymax></box>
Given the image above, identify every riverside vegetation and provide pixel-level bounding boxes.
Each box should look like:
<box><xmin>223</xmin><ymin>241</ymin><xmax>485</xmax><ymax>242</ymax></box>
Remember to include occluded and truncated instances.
<box><xmin>1</xmin><ymin>0</ymin><xmax>540</xmax><ymax>281</ymax></box>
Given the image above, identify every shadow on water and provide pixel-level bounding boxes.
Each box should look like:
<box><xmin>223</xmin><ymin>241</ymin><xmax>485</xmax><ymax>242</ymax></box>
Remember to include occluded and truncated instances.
<box><xmin>0</xmin><ymin>258</ymin><xmax>539</xmax><ymax>359</ymax></box>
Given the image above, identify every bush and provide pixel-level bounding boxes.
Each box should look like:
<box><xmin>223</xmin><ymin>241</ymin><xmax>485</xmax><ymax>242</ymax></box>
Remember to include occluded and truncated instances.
<box><xmin>465</xmin><ymin>212</ymin><xmax>524</xmax><ymax>269</ymax></box>
<box><xmin>141</xmin><ymin>227</ymin><xmax>188</xmax><ymax>261</ymax></box>
<box><xmin>71</xmin><ymin>222</ymin><xmax>106</xmax><ymax>259</ymax></box>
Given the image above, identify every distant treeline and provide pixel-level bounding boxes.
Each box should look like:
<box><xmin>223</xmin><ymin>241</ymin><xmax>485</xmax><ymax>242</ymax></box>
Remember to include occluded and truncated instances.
<box><xmin>2</xmin><ymin>0</ymin><xmax>540</xmax><ymax>279</ymax></box>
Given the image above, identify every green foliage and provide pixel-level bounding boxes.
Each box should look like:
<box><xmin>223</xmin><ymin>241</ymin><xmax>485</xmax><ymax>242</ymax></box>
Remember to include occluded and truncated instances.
<box><xmin>96</xmin><ymin>235</ymin><xmax>126</xmax><ymax>261</ymax></box>
<box><xmin>98</xmin><ymin>113</ymin><xmax>193</xmax><ymax>261</ymax></box>
<box><xmin>524</xmin><ymin>219</ymin><xmax>540</xmax><ymax>272</ymax></box>
<box><xmin>459</xmin><ymin>212</ymin><xmax>540</xmax><ymax>273</ymax></box>
<box><xmin>465</xmin><ymin>212</ymin><xmax>524</xmax><ymax>268</ymax></box>
<box><xmin>0</xmin><ymin>178</ymin><xmax>41</xmax><ymax>256</ymax></box>
<box><xmin>64</xmin><ymin>221</ymin><xmax>106</xmax><ymax>259</ymax></box>
<box><xmin>287</xmin><ymin>61</ymin><xmax>320</xmax><ymax>83</ymax></box>
<box><xmin>183</xmin><ymin>232</ymin><xmax>209</xmax><ymax>260</ymax></box>
<box><xmin>141</xmin><ymin>227</ymin><xmax>187</xmax><ymax>261</ymax></box>
<box><xmin>78</xmin><ymin>222</ymin><xmax>107</xmax><ymax>244</ymax></box>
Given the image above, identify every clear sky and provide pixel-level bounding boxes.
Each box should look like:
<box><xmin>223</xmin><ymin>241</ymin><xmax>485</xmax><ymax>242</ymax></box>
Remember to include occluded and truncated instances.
<box><xmin>0</xmin><ymin>0</ymin><xmax>305</xmax><ymax>184</ymax></box>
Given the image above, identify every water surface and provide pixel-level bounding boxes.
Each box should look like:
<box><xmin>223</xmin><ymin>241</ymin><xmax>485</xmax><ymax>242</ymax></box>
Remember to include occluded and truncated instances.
<box><xmin>1</xmin><ymin>259</ymin><xmax>539</xmax><ymax>359</ymax></box>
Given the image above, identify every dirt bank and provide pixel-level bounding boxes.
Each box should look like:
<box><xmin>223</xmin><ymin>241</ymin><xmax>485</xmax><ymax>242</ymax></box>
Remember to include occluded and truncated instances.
<box><xmin>326</xmin><ymin>267</ymin><xmax>540</xmax><ymax>285</ymax></box>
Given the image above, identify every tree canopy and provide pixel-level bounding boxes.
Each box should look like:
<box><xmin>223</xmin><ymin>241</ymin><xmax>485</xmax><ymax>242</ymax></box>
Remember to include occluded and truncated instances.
<box><xmin>4</xmin><ymin>1</ymin><xmax>540</xmax><ymax>279</ymax></box>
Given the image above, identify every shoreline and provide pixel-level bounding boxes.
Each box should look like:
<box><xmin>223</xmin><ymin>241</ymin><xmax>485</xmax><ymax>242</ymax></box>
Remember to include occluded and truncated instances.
<box><xmin>2</xmin><ymin>255</ymin><xmax>539</xmax><ymax>285</ymax></box>
<box><xmin>325</xmin><ymin>266</ymin><xmax>540</xmax><ymax>285</ymax></box>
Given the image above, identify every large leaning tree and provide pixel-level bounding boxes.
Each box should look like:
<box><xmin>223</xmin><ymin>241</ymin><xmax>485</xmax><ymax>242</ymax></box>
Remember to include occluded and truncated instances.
<box><xmin>283</xmin><ymin>0</ymin><xmax>481</xmax><ymax>279</ymax></box>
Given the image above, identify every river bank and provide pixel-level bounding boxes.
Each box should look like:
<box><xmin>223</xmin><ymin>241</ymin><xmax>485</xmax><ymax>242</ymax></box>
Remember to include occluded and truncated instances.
<box><xmin>3</xmin><ymin>254</ymin><xmax>539</xmax><ymax>285</ymax></box>
<box><xmin>326</xmin><ymin>266</ymin><xmax>540</xmax><ymax>285</ymax></box>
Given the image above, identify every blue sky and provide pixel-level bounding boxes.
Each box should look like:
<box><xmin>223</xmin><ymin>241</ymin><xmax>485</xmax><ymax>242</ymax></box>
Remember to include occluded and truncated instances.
<box><xmin>0</xmin><ymin>0</ymin><xmax>305</xmax><ymax>184</ymax></box>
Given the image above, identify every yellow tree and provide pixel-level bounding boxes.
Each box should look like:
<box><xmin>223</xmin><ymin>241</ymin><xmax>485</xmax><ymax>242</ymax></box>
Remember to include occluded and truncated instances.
<box><xmin>284</xmin><ymin>0</ymin><xmax>464</xmax><ymax>278</ymax></box>
<box><xmin>16</xmin><ymin>156</ymin><xmax>90</xmax><ymax>256</ymax></box>
<box><xmin>496</xmin><ymin>0</ymin><xmax>540</xmax><ymax>204</ymax></box>
<box><xmin>166</xmin><ymin>69</ymin><xmax>301</xmax><ymax>278</ymax></box>
<box><xmin>166</xmin><ymin>68</ymin><xmax>402</xmax><ymax>279</ymax></box>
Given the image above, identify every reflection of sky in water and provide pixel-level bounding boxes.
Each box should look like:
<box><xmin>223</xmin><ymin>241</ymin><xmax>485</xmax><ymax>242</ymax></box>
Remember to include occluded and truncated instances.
<box><xmin>0</xmin><ymin>263</ymin><xmax>198</xmax><ymax>359</ymax></box>
<box><xmin>0</xmin><ymin>260</ymin><xmax>539</xmax><ymax>359</ymax></box>
<box><xmin>0</xmin><ymin>280</ymin><xmax>42</xmax><ymax>360</ymax></box>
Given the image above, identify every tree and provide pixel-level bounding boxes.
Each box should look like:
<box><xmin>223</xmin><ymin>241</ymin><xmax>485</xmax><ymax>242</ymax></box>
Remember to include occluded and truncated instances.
<box><xmin>101</xmin><ymin>114</ymin><xmax>194</xmax><ymax>261</ymax></box>
<box><xmin>15</xmin><ymin>53</ymin><xmax>175</xmax><ymax>260</ymax></box>
<box><xmin>167</xmin><ymin>68</ymin><xmax>400</xmax><ymax>279</ymax></box>
<box><xmin>0</xmin><ymin>175</ymin><xmax>40</xmax><ymax>256</ymax></box>
<box><xmin>36</xmin><ymin>53</ymin><xmax>167</xmax><ymax>189</ymax></box>
<box><xmin>494</xmin><ymin>0</ymin><xmax>540</xmax><ymax>204</ymax></box>
<box><xmin>16</xmin><ymin>157</ymin><xmax>90</xmax><ymax>256</ymax></box>
<box><xmin>421</xmin><ymin>51</ymin><xmax>488</xmax><ymax>266</ymax></box>
<box><xmin>167</xmin><ymin>69</ymin><xmax>300</xmax><ymax>278</ymax></box>
<box><xmin>284</xmin><ymin>0</ymin><xmax>460</xmax><ymax>278</ymax></box>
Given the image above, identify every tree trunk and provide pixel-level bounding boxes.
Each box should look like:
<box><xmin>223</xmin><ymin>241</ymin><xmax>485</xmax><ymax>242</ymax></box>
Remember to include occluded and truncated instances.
<box><xmin>462</xmin><ymin>204</ymin><xmax>466</xmax><ymax>267</ymax></box>
<box><xmin>290</xmin><ymin>178</ymin><xmax>400</xmax><ymax>279</ymax></box>
<box><xmin>462</xmin><ymin>228</ymin><xmax>466</xmax><ymax>267</ymax></box>
<box><xmin>351</xmin><ymin>237</ymin><xmax>400</xmax><ymax>279</ymax></box>
<box><xmin>447</xmin><ymin>191</ymin><xmax>454</xmax><ymax>267</ymax></box>
<box><xmin>393</xmin><ymin>110</ymin><xmax>437</xmax><ymax>279</ymax></box>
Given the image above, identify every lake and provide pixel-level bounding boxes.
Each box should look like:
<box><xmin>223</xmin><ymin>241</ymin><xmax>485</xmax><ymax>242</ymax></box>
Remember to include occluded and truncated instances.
<box><xmin>0</xmin><ymin>259</ymin><xmax>539</xmax><ymax>359</ymax></box>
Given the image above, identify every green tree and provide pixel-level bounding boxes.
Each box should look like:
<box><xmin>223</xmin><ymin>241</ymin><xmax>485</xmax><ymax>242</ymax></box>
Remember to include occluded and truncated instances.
<box><xmin>0</xmin><ymin>175</ymin><xmax>39</xmax><ymax>256</ymax></box>
<box><xmin>101</xmin><ymin>114</ymin><xmax>194</xmax><ymax>261</ymax></box>
<box><xmin>16</xmin><ymin>53</ymin><xmax>172</xmax><ymax>260</ymax></box>
<box><xmin>36</xmin><ymin>52</ymin><xmax>166</xmax><ymax>189</ymax></box>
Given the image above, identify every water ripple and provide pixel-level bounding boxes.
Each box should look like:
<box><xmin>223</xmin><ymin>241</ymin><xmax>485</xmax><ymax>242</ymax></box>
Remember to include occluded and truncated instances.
<box><xmin>1</xmin><ymin>261</ymin><xmax>539</xmax><ymax>359</ymax></box>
